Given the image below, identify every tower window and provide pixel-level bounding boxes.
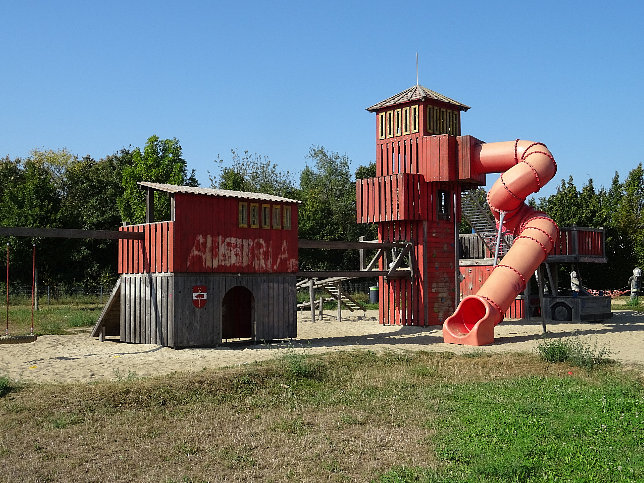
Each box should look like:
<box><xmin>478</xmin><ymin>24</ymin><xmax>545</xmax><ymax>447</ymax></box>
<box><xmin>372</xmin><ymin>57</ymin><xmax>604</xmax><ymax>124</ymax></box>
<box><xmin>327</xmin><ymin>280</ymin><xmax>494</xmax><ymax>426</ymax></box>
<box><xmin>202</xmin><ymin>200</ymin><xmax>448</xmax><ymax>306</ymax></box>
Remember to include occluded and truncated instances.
<box><xmin>402</xmin><ymin>107</ymin><xmax>410</xmax><ymax>135</ymax></box>
<box><xmin>386</xmin><ymin>111</ymin><xmax>393</xmax><ymax>138</ymax></box>
<box><xmin>437</xmin><ymin>189</ymin><xmax>450</xmax><ymax>220</ymax></box>
<box><xmin>411</xmin><ymin>105</ymin><xmax>419</xmax><ymax>133</ymax></box>
<box><xmin>378</xmin><ymin>113</ymin><xmax>386</xmax><ymax>140</ymax></box>
<box><xmin>395</xmin><ymin>109</ymin><xmax>402</xmax><ymax>136</ymax></box>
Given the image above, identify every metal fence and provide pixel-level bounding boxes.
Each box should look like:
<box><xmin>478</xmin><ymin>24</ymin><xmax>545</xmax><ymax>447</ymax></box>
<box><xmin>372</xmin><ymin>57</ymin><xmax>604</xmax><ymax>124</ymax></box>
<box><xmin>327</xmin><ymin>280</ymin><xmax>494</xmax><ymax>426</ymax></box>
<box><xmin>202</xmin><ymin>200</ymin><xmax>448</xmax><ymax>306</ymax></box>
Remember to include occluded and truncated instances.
<box><xmin>0</xmin><ymin>283</ymin><xmax>114</xmax><ymax>305</ymax></box>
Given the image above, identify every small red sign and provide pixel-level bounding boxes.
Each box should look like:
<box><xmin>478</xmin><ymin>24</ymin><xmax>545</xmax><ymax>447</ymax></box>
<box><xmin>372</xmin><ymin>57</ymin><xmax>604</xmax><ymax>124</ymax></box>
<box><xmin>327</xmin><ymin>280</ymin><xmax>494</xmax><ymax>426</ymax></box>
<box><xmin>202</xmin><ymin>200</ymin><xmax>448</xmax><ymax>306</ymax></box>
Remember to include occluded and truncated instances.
<box><xmin>192</xmin><ymin>285</ymin><xmax>208</xmax><ymax>309</ymax></box>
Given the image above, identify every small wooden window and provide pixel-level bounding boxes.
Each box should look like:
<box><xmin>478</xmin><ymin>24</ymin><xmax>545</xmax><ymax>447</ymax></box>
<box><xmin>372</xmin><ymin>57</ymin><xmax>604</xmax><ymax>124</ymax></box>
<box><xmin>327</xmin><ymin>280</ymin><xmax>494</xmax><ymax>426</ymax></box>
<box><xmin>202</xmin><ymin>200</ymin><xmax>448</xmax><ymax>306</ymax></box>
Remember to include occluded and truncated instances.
<box><xmin>283</xmin><ymin>206</ymin><xmax>292</xmax><ymax>230</ymax></box>
<box><xmin>427</xmin><ymin>106</ymin><xmax>434</xmax><ymax>134</ymax></box>
<box><xmin>249</xmin><ymin>203</ymin><xmax>259</xmax><ymax>228</ymax></box>
<box><xmin>439</xmin><ymin>108</ymin><xmax>447</xmax><ymax>133</ymax></box>
<box><xmin>378</xmin><ymin>113</ymin><xmax>386</xmax><ymax>140</ymax></box>
<box><xmin>238</xmin><ymin>202</ymin><xmax>248</xmax><ymax>227</ymax></box>
<box><xmin>411</xmin><ymin>105</ymin><xmax>419</xmax><ymax>133</ymax></box>
<box><xmin>395</xmin><ymin>109</ymin><xmax>402</xmax><ymax>136</ymax></box>
<box><xmin>386</xmin><ymin>111</ymin><xmax>393</xmax><ymax>138</ymax></box>
<box><xmin>402</xmin><ymin>107</ymin><xmax>410</xmax><ymax>135</ymax></box>
<box><xmin>437</xmin><ymin>189</ymin><xmax>450</xmax><ymax>220</ymax></box>
<box><xmin>272</xmin><ymin>205</ymin><xmax>281</xmax><ymax>229</ymax></box>
<box><xmin>261</xmin><ymin>204</ymin><xmax>270</xmax><ymax>229</ymax></box>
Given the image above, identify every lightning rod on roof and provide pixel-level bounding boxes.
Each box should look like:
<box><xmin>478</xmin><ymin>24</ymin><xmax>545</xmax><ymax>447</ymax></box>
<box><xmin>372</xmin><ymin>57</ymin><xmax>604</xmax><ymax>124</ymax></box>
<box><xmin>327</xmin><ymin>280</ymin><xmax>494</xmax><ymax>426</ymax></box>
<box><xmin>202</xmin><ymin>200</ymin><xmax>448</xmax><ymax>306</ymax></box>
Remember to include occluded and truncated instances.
<box><xmin>416</xmin><ymin>52</ymin><xmax>419</xmax><ymax>86</ymax></box>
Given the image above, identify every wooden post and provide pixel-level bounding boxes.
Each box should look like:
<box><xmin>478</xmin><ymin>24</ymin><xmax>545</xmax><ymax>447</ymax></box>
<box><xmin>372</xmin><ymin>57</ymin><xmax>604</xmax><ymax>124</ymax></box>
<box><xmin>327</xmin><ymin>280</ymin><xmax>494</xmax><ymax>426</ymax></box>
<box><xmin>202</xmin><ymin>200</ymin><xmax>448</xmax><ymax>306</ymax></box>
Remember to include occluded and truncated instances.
<box><xmin>336</xmin><ymin>282</ymin><xmax>342</xmax><ymax>322</ymax></box>
<box><xmin>146</xmin><ymin>187</ymin><xmax>154</xmax><ymax>223</ymax></box>
<box><xmin>537</xmin><ymin>265</ymin><xmax>547</xmax><ymax>333</ymax></box>
<box><xmin>359</xmin><ymin>236</ymin><xmax>365</xmax><ymax>271</ymax></box>
<box><xmin>319</xmin><ymin>295</ymin><xmax>323</xmax><ymax>319</ymax></box>
<box><xmin>523</xmin><ymin>277</ymin><xmax>531</xmax><ymax>322</ymax></box>
<box><xmin>422</xmin><ymin>221</ymin><xmax>429</xmax><ymax>325</ymax></box>
<box><xmin>453</xmin><ymin>191</ymin><xmax>460</xmax><ymax>310</ymax></box>
<box><xmin>309</xmin><ymin>278</ymin><xmax>315</xmax><ymax>322</ymax></box>
<box><xmin>545</xmin><ymin>262</ymin><xmax>557</xmax><ymax>296</ymax></box>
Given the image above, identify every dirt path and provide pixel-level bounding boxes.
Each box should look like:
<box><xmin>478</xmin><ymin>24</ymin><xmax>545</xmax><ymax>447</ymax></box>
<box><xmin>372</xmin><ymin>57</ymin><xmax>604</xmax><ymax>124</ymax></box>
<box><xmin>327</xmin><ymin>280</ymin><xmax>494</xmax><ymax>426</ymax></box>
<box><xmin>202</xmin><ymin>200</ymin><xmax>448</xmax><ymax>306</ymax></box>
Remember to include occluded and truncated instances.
<box><xmin>1</xmin><ymin>310</ymin><xmax>642</xmax><ymax>383</ymax></box>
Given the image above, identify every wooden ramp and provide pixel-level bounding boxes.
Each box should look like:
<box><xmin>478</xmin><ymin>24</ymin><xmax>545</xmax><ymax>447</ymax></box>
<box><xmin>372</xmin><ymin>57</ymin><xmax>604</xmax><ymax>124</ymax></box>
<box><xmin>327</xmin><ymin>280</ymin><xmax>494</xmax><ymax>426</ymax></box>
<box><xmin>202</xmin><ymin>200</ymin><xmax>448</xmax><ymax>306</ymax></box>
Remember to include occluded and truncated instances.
<box><xmin>91</xmin><ymin>277</ymin><xmax>121</xmax><ymax>339</ymax></box>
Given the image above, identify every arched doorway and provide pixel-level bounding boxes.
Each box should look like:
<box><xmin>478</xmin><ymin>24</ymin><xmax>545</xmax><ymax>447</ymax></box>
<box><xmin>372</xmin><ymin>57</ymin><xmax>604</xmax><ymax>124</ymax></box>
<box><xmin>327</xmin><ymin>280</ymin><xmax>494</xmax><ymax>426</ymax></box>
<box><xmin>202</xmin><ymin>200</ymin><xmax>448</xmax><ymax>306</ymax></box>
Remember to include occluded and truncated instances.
<box><xmin>221</xmin><ymin>286</ymin><xmax>254</xmax><ymax>339</ymax></box>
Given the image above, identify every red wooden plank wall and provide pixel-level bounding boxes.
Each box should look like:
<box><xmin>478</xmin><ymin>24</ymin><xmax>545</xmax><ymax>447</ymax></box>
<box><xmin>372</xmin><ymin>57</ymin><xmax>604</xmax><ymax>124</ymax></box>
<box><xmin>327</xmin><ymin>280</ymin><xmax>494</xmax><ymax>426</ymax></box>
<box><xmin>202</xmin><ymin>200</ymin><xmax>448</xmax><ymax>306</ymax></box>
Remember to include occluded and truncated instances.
<box><xmin>119</xmin><ymin>222</ymin><xmax>173</xmax><ymax>274</ymax></box>
<box><xmin>173</xmin><ymin>194</ymin><xmax>299</xmax><ymax>274</ymax></box>
<box><xmin>460</xmin><ymin>265</ymin><xmax>524</xmax><ymax>319</ymax></box>
<box><xmin>457</xmin><ymin>135</ymin><xmax>486</xmax><ymax>185</ymax></box>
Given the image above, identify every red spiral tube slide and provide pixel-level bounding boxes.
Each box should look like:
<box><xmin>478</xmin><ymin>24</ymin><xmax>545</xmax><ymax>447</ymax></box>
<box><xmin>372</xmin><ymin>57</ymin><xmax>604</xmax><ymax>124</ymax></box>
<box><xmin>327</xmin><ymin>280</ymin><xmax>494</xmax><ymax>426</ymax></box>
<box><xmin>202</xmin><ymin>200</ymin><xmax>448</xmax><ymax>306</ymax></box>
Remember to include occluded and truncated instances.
<box><xmin>443</xmin><ymin>140</ymin><xmax>559</xmax><ymax>346</ymax></box>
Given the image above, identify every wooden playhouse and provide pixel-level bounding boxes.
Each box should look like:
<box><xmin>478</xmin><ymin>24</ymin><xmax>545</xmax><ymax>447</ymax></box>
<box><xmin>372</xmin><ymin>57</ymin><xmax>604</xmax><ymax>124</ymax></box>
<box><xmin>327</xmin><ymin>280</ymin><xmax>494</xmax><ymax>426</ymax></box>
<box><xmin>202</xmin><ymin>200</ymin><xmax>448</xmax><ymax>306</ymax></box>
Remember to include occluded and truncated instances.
<box><xmin>93</xmin><ymin>182</ymin><xmax>300</xmax><ymax>348</ymax></box>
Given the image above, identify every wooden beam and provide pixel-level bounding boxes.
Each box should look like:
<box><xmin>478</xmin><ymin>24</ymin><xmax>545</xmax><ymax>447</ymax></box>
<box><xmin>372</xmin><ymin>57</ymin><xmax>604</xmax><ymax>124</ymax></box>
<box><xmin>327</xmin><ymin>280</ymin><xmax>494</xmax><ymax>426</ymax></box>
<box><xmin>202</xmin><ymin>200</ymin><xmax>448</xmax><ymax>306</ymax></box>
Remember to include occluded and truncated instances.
<box><xmin>0</xmin><ymin>226</ymin><xmax>145</xmax><ymax>240</ymax></box>
<box><xmin>297</xmin><ymin>270</ymin><xmax>411</xmax><ymax>279</ymax></box>
<box><xmin>298</xmin><ymin>239</ymin><xmax>409</xmax><ymax>250</ymax></box>
<box><xmin>364</xmin><ymin>249</ymin><xmax>384</xmax><ymax>272</ymax></box>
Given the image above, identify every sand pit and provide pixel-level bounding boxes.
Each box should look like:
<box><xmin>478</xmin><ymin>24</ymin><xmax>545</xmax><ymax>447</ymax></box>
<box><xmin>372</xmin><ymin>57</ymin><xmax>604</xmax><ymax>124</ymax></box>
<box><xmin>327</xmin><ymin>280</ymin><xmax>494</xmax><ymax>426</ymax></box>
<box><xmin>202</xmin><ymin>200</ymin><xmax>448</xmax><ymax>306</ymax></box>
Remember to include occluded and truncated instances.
<box><xmin>1</xmin><ymin>310</ymin><xmax>643</xmax><ymax>383</ymax></box>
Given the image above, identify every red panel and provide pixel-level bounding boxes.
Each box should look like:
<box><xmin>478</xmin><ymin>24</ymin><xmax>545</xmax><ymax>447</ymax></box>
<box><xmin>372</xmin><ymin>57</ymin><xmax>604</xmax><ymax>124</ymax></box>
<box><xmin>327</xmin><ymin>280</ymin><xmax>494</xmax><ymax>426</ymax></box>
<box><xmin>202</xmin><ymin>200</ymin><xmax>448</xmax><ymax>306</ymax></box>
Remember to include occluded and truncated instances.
<box><xmin>356</xmin><ymin>181</ymin><xmax>363</xmax><ymax>223</ymax></box>
<box><xmin>155</xmin><ymin>223</ymin><xmax>161</xmax><ymax>272</ymax></box>
<box><xmin>429</xmin><ymin>136</ymin><xmax>440</xmax><ymax>181</ymax></box>
<box><xmin>368</xmin><ymin>179</ymin><xmax>375</xmax><ymax>222</ymax></box>
<box><xmin>439</xmin><ymin>136</ymin><xmax>449</xmax><ymax>181</ymax></box>
<box><xmin>399</xmin><ymin>175</ymin><xmax>407</xmax><ymax>219</ymax></box>
<box><xmin>379</xmin><ymin>177</ymin><xmax>386</xmax><ymax>222</ymax></box>
<box><xmin>144</xmin><ymin>224</ymin><xmax>151</xmax><ymax>273</ymax></box>
<box><xmin>376</xmin><ymin>143</ymin><xmax>382</xmax><ymax>177</ymax></box>
<box><xmin>385</xmin><ymin>176</ymin><xmax>392</xmax><ymax>221</ymax></box>
<box><xmin>362</xmin><ymin>180</ymin><xmax>368</xmax><ymax>222</ymax></box>
<box><xmin>133</xmin><ymin>227</ymin><xmax>140</xmax><ymax>273</ymax></box>
<box><xmin>167</xmin><ymin>222</ymin><xmax>174</xmax><ymax>272</ymax></box>
<box><xmin>374</xmin><ymin>178</ymin><xmax>381</xmax><ymax>222</ymax></box>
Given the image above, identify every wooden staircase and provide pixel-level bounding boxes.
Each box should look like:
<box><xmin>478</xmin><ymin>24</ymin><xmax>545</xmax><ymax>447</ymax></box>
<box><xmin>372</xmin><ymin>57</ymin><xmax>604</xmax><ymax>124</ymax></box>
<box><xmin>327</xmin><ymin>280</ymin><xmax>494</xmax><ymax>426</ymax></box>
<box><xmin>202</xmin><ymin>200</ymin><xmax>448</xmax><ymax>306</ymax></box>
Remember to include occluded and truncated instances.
<box><xmin>296</xmin><ymin>276</ymin><xmax>367</xmax><ymax>312</ymax></box>
<box><xmin>461</xmin><ymin>189</ymin><xmax>513</xmax><ymax>259</ymax></box>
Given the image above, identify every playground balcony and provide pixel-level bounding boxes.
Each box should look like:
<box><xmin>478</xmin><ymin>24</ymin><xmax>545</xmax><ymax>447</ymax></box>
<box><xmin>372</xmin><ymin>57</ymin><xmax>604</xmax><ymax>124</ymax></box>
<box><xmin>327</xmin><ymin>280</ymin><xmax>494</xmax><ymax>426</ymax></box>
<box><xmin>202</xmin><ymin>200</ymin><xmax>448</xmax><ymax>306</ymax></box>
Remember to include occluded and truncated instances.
<box><xmin>547</xmin><ymin>226</ymin><xmax>607</xmax><ymax>263</ymax></box>
<box><xmin>459</xmin><ymin>226</ymin><xmax>607</xmax><ymax>264</ymax></box>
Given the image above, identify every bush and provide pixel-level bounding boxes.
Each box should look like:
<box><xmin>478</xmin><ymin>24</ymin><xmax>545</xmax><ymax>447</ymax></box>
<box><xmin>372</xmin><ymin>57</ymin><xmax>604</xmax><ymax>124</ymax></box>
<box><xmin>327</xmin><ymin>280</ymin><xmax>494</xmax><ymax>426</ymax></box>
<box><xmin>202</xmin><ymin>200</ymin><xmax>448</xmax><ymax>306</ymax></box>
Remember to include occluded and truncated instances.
<box><xmin>536</xmin><ymin>337</ymin><xmax>613</xmax><ymax>370</ymax></box>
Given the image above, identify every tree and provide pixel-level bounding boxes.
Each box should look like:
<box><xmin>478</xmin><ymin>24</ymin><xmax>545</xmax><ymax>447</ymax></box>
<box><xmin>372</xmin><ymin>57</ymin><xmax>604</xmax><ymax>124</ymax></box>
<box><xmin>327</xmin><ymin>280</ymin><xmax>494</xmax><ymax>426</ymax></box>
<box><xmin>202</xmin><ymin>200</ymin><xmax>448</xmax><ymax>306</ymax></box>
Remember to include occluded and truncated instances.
<box><xmin>210</xmin><ymin>149</ymin><xmax>297</xmax><ymax>198</ymax></box>
<box><xmin>118</xmin><ymin>136</ymin><xmax>197</xmax><ymax>224</ymax></box>
<box><xmin>355</xmin><ymin>162</ymin><xmax>376</xmax><ymax>180</ymax></box>
<box><xmin>298</xmin><ymin>147</ymin><xmax>375</xmax><ymax>270</ymax></box>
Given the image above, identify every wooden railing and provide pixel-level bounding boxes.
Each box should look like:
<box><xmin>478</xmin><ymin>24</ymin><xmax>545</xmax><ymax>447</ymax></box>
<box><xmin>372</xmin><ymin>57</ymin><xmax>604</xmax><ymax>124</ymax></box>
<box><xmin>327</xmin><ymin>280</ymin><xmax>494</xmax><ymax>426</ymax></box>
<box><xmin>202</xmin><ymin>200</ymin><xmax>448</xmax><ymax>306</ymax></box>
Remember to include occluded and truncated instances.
<box><xmin>460</xmin><ymin>226</ymin><xmax>606</xmax><ymax>262</ymax></box>
<box><xmin>550</xmin><ymin>227</ymin><xmax>605</xmax><ymax>259</ymax></box>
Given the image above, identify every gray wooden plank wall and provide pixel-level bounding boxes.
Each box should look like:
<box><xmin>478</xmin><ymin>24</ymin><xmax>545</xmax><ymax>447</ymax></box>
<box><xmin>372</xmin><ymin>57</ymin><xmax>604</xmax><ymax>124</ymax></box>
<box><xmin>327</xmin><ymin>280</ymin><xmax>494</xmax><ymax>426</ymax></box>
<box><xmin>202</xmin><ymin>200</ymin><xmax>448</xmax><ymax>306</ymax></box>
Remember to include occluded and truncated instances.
<box><xmin>121</xmin><ymin>274</ymin><xmax>174</xmax><ymax>346</ymax></box>
<box><xmin>122</xmin><ymin>273</ymin><xmax>296</xmax><ymax>348</ymax></box>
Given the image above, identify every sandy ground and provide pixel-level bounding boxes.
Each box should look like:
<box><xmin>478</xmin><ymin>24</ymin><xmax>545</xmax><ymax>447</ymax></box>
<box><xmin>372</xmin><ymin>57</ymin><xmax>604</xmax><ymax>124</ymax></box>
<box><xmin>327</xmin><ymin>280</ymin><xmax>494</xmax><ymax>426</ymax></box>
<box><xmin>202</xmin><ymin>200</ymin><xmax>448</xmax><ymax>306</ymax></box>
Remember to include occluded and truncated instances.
<box><xmin>1</xmin><ymin>310</ymin><xmax>643</xmax><ymax>384</ymax></box>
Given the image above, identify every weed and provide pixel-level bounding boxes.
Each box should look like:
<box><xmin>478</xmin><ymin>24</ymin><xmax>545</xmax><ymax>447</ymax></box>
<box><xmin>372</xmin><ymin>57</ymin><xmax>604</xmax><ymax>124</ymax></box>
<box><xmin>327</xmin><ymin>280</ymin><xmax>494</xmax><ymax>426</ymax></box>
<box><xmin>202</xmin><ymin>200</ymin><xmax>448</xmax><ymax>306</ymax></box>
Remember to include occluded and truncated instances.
<box><xmin>49</xmin><ymin>412</ymin><xmax>83</xmax><ymax>429</ymax></box>
<box><xmin>0</xmin><ymin>376</ymin><xmax>16</xmax><ymax>397</ymax></box>
<box><xmin>536</xmin><ymin>336</ymin><xmax>613</xmax><ymax>370</ymax></box>
<box><xmin>281</xmin><ymin>352</ymin><xmax>325</xmax><ymax>381</ymax></box>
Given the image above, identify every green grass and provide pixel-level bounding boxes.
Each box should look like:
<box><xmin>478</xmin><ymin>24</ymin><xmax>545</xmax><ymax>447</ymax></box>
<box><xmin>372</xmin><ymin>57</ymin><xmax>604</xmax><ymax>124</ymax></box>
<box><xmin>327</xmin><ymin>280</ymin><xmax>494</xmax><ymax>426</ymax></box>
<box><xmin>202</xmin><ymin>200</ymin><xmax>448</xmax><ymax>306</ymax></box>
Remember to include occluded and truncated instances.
<box><xmin>1</xmin><ymin>304</ymin><xmax>101</xmax><ymax>336</ymax></box>
<box><xmin>0</xmin><ymin>350</ymin><xmax>641</xmax><ymax>481</ymax></box>
<box><xmin>429</xmin><ymin>376</ymin><xmax>642</xmax><ymax>481</ymax></box>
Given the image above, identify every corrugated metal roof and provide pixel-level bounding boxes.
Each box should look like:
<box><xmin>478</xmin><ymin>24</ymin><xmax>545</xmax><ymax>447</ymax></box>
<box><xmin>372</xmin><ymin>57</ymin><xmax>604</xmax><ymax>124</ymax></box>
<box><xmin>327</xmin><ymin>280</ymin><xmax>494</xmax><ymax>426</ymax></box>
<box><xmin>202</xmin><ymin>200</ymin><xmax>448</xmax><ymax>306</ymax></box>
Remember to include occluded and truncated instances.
<box><xmin>138</xmin><ymin>182</ymin><xmax>301</xmax><ymax>204</ymax></box>
<box><xmin>366</xmin><ymin>85</ymin><xmax>470</xmax><ymax>112</ymax></box>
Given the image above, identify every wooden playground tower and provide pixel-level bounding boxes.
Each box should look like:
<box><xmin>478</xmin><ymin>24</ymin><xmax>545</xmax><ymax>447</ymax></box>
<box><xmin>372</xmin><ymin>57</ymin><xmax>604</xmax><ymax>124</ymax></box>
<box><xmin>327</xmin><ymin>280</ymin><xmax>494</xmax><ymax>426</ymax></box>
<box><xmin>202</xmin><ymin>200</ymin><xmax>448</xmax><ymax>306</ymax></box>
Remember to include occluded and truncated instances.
<box><xmin>357</xmin><ymin>85</ymin><xmax>483</xmax><ymax>326</ymax></box>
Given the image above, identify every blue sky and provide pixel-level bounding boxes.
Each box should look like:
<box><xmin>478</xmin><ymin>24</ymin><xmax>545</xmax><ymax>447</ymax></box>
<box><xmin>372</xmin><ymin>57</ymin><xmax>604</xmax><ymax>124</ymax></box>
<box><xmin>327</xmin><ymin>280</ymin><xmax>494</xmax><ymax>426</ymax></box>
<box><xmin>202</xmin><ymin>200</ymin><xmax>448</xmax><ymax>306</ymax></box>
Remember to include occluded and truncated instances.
<box><xmin>1</xmin><ymin>0</ymin><xmax>642</xmax><ymax>199</ymax></box>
